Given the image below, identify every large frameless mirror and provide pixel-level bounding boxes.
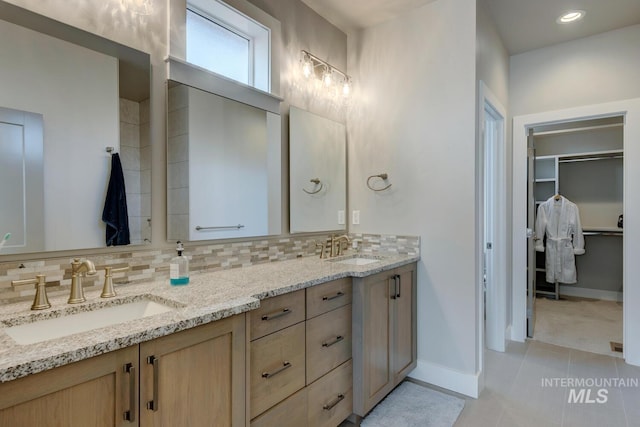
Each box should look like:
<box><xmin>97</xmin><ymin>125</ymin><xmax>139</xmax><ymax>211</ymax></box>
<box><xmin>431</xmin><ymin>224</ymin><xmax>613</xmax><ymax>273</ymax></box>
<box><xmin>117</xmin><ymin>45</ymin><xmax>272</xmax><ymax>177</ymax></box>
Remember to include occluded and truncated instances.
<box><xmin>0</xmin><ymin>1</ymin><xmax>151</xmax><ymax>255</ymax></box>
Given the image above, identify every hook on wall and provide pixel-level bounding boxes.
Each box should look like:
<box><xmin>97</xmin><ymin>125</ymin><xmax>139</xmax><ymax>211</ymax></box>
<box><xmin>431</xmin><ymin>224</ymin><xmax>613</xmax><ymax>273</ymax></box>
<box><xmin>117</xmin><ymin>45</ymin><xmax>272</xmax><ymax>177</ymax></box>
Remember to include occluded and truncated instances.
<box><xmin>366</xmin><ymin>173</ymin><xmax>392</xmax><ymax>192</ymax></box>
<box><xmin>303</xmin><ymin>178</ymin><xmax>324</xmax><ymax>195</ymax></box>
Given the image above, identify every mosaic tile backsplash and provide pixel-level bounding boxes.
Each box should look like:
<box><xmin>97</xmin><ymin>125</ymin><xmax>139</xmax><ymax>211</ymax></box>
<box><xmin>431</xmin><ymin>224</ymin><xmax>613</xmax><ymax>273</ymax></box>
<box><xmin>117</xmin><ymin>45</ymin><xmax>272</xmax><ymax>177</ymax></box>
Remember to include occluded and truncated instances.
<box><xmin>0</xmin><ymin>233</ymin><xmax>419</xmax><ymax>305</ymax></box>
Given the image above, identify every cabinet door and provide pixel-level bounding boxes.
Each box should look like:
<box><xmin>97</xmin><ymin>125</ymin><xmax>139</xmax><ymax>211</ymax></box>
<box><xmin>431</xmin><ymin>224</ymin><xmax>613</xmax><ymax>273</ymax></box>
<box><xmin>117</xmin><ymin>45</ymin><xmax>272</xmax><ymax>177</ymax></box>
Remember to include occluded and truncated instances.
<box><xmin>392</xmin><ymin>264</ymin><xmax>417</xmax><ymax>383</ymax></box>
<box><xmin>353</xmin><ymin>270</ymin><xmax>394</xmax><ymax>415</ymax></box>
<box><xmin>140</xmin><ymin>314</ymin><xmax>246</xmax><ymax>427</ymax></box>
<box><xmin>0</xmin><ymin>345</ymin><xmax>138</xmax><ymax>427</ymax></box>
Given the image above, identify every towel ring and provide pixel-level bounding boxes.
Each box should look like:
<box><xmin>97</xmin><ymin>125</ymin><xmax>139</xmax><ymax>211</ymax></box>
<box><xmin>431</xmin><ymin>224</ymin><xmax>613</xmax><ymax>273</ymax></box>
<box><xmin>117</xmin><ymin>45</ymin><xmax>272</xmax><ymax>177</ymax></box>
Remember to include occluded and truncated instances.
<box><xmin>366</xmin><ymin>173</ymin><xmax>392</xmax><ymax>192</ymax></box>
<box><xmin>303</xmin><ymin>178</ymin><xmax>324</xmax><ymax>195</ymax></box>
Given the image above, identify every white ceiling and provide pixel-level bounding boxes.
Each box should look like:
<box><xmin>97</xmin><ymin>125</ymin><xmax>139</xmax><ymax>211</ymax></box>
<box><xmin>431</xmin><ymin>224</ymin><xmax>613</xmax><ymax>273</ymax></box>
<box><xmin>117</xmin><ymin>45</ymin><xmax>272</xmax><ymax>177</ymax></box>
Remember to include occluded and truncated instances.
<box><xmin>301</xmin><ymin>0</ymin><xmax>640</xmax><ymax>54</ymax></box>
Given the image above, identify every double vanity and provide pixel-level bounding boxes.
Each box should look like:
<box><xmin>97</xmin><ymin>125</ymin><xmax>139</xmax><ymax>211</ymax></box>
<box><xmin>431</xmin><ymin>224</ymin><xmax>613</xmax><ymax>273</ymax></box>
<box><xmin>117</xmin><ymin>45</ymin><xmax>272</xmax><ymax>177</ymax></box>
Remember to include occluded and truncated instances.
<box><xmin>0</xmin><ymin>253</ymin><xmax>417</xmax><ymax>426</ymax></box>
<box><xmin>0</xmin><ymin>2</ymin><xmax>417</xmax><ymax>426</ymax></box>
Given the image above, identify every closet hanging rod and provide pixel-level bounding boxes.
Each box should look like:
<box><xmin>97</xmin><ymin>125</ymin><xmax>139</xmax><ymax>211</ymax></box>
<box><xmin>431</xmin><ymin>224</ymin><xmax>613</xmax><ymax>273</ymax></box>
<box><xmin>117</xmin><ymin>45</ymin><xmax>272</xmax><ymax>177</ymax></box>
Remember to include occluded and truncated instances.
<box><xmin>532</xmin><ymin>122</ymin><xmax>623</xmax><ymax>137</ymax></box>
<box><xmin>583</xmin><ymin>231</ymin><xmax>623</xmax><ymax>237</ymax></box>
<box><xmin>559</xmin><ymin>155</ymin><xmax>623</xmax><ymax>164</ymax></box>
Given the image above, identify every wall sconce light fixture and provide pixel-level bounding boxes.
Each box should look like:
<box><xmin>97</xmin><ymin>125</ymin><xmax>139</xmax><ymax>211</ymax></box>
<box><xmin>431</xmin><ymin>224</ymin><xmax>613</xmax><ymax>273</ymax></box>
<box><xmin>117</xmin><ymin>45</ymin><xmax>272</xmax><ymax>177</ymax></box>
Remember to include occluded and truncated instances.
<box><xmin>300</xmin><ymin>50</ymin><xmax>352</xmax><ymax>98</ymax></box>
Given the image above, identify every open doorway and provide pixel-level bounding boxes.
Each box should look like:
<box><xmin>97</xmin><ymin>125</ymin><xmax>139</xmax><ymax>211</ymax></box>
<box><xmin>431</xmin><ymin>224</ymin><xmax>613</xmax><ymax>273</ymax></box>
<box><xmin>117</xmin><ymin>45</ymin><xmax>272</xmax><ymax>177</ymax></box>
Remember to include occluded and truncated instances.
<box><xmin>527</xmin><ymin>116</ymin><xmax>624</xmax><ymax>357</ymax></box>
<box><xmin>511</xmin><ymin>98</ymin><xmax>640</xmax><ymax>366</ymax></box>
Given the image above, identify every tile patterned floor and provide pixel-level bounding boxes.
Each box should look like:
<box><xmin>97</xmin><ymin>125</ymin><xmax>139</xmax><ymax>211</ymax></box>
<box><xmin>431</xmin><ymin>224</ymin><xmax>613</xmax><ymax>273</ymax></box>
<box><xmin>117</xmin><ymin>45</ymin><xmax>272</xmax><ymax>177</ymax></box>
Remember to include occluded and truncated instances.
<box><xmin>455</xmin><ymin>341</ymin><xmax>640</xmax><ymax>427</ymax></box>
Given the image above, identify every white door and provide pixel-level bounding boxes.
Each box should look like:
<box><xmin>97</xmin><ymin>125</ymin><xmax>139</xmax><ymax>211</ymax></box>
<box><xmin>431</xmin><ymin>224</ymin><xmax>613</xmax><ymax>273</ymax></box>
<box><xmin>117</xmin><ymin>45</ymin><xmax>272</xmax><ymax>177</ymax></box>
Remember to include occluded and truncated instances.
<box><xmin>480</xmin><ymin>82</ymin><xmax>507</xmax><ymax>353</ymax></box>
<box><xmin>526</xmin><ymin>129</ymin><xmax>536</xmax><ymax>338</ymax></box>
<box><xmin>0</xmin><ymin>106</ymin><xmax>44</xmax><ymax>253</ymax></box>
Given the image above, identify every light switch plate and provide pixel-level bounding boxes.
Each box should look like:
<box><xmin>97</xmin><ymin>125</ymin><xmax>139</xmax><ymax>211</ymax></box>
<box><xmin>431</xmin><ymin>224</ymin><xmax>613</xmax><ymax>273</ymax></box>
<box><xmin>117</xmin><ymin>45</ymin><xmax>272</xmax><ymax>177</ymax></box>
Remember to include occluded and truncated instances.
<box><xmin>352</xmin><ymin>210</ymin><xmax>360</xmax><ymax>225</ymax></box>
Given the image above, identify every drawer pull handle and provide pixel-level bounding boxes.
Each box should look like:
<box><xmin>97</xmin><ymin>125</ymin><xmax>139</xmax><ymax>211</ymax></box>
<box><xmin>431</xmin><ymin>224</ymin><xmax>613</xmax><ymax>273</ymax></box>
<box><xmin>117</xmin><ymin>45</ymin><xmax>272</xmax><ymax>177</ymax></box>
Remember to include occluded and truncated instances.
<box><xmin>323</xmin><ymin>393</ymin><xmax>345</xmax><ymax>411</ymax></box>
<box><xmin>261</xmin><ymin>308</ymin><xmax>291</xmax><ymax>321</ymax></box>
<box><xmin>322</xmin><ymin>335</ymin><xmax>344</xmax><ymax>348</ymax></box>
<box><xmin>322</xmin><ymin>291</ymin><xmax>345</xmax><ymax>301</ymax></box>
<box><xmin>262</xmin><ymin>361</ymin><xmax>291</xmax><ymax>378</ymax></box>
<box><xmin>123</xmin><ymin>362</ymin><xmax>136</xmax><ymax>422</ymax></box>
<box><xmin>146</xmin><ymin>355</ymin><xmax>159</xmax><ymax>412</ymax></box>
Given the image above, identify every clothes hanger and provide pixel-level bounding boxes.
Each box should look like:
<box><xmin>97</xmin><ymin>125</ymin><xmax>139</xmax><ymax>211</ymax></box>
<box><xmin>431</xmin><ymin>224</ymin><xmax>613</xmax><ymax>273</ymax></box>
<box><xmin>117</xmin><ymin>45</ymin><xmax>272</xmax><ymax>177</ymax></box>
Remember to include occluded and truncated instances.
<box><xmin>554</xmin><ymin>193</ymin><xmax>562</xmax><ymax>201</ymax></box>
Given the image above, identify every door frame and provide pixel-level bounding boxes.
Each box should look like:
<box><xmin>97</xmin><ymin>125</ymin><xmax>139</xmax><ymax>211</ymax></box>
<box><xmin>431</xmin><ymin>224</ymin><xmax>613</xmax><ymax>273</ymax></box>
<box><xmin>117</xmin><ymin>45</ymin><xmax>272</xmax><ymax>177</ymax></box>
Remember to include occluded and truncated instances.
<box><xmin>511</xmin><ymin>98</ymin><xmax>640</xmax><ymax>366</ymax></box>
<box><xmin>478</xmin><ymin>81</ymin><xmax>508</xmax><ymax>359</ymax></box>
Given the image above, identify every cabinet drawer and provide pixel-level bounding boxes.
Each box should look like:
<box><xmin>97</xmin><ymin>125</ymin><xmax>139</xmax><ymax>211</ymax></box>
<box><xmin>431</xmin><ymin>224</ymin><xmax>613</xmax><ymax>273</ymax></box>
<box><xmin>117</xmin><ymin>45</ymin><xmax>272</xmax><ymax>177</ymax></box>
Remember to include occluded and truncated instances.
<box><xmin>250</xmin><ymin>322</ymin><xmax>306</xmax><ymax>418</ymax></box>
<box><xmin>307</xmin><ymin>360</ymin><xmax>353</xmax><ymax>427</ymax></box>
<box><xmin>306</xmin><ymin>304</ymin><xmax>352</xmax><ymax>384</ymax></box>
<box><xmin>250</xmin><ymin>289</ymin><xmax>305</xmax><ymax>340</ymax></box>
<box><xmin>250</xmin><ymin>387</ymin><xmax>307</xmax><ymax>427</ymax></box>
<box><xmin>306</xmin><ymin>278</ymin><xmax>352</xmax><ymax>319</ymax></box>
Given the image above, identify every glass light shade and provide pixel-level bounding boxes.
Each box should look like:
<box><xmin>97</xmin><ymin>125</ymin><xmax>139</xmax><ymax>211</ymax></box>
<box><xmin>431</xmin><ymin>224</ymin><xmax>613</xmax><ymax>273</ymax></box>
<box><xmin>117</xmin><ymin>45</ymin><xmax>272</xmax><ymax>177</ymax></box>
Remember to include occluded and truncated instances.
<box><xmin>342</xmin><ymin>80</ymin><xmax>351</xmax><ymax>96</ymax></box>
<box><xmin>302</xmin><ymin>57</ymin><xmax>312</xmax><ymax>78</ymax></box>
<box><xmin>323</xmin><ymin>68</ymin><xmax>332</xmax><ymax>87</ymax></box>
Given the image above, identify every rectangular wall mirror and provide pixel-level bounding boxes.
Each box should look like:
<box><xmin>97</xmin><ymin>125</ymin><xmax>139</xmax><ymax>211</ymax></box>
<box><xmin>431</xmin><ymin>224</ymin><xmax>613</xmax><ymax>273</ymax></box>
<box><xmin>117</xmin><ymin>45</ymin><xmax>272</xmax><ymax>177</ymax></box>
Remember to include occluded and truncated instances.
<box><xmin>167</xmin><ymin>79</ymin><xmax>282</xmax><ymax>241</ymax></box>
<box><xmin>289</xmin><ymin>106</ymin><xmax>346</xmax><ymax>233</ymax></box>
<box><xmin>0</xmin><ymin>2</ymin><xmax>151</xmax><ymax>255</ymax></box>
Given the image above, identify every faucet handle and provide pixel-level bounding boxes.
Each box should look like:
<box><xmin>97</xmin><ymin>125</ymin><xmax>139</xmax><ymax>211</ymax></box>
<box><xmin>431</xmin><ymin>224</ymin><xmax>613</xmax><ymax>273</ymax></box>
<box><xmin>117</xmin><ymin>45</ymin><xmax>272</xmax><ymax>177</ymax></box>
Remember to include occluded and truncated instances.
<box><xmin>101</xmin><ymin>266</ymin><xmax>129</xmax><ymax>298</ymax></box>
<box><xmin>315</xmin><ymin>241</ymin><xmax>326</xmax><ymax>259</ymax></box>
<box><xmin>12</xmin><ymin>274</ymin><xmax>51</xmax><ymax>310</ymax></box>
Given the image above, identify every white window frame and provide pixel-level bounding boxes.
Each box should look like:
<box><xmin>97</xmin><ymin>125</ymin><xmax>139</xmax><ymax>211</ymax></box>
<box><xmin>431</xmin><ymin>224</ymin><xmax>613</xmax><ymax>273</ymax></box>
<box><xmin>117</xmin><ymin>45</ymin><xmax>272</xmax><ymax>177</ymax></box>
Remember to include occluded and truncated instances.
<box><xmin>186</xmin><ymin>0</ymin><xmax>270</xmax><ymax>93</ymax></box>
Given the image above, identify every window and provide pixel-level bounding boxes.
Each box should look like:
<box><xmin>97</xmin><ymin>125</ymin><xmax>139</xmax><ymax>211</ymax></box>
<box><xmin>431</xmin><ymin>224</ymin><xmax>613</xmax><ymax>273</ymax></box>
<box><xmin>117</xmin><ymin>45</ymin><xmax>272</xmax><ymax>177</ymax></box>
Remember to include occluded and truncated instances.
<box><xmin>186</xmin><ymin>0</ymin><xmax>270</xmax><ymax>92</ymax></box>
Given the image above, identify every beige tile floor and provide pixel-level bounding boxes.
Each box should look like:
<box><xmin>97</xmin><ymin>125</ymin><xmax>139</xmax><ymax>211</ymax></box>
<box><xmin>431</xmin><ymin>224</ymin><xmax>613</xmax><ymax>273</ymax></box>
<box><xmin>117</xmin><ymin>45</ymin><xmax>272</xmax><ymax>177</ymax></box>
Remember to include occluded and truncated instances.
<box><xmin>345</xmin><ymin>297</ymin><xmax>630</xmax><ymax>427</ymax></box>
<box><xmin>454</xmin><ymin>340</ymin><xmax>640</xmax><ymax>427</ymax></box>
<box><xmin>533</xmin><ymin>296</ymin><xmax>623</xmax><ymax>357</ymax></box>
<box><xmin>342</xmin><ymin>340</ymin><xmax>640</xmax><ymax>427</ymax></box>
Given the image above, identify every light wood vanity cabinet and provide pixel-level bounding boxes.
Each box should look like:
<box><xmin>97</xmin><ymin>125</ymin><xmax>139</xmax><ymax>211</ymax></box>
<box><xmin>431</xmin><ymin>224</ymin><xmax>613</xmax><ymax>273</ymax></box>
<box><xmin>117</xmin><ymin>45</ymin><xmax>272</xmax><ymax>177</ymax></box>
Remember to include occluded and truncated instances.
<box><xmin>352</xmin><ymin>262</ymin><xmax>417</xmax><ymax>418</ymax></box>
<box><xmin>250</xmin><ymin>278</ymin><xmax>353</xmax><ymax>427</ymax></box>
<box><xmin>0</xmin><ymin>345</ymin><xmax>139</xmax><ymax>427</ymax></box>
<box><xmin>140</xmin><ymin>313</ymin><xmax>246</xmax><ymax>427</ymax></box>
<box><xmin>0</xmin><ymin>314</ymin><xmax>246</xmax><ymax>427</ymax></box>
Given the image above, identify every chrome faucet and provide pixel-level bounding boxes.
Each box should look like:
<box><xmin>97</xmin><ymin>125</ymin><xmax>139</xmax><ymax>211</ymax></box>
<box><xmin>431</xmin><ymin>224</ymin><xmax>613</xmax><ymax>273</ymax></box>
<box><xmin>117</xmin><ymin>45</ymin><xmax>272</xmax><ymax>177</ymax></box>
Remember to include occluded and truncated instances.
<box><xmin>68</xmin><ymin>258</ymin><xmax>97</xmax><ymax>304</ymax></box>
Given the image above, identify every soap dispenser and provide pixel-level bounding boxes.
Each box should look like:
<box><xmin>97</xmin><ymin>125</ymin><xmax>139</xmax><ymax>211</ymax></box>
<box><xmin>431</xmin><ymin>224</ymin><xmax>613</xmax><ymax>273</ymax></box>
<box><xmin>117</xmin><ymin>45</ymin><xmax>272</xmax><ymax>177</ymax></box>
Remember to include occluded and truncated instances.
<box><xmin>170</xmin><ymin>241</ymin><xmax>189</xmax><ymax>285</ymax></box>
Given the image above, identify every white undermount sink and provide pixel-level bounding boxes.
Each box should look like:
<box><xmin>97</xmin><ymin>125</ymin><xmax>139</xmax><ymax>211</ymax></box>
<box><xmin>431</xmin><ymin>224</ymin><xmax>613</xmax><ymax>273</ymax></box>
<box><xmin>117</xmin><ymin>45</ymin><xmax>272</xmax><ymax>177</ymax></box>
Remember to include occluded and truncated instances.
<box><xmin>4</xmin><ymin>298</ymin><xmax>176</xmax><ymax>345</ymax></box>
<box><xmin>330</xmin><ymin>256</ymin><xmax>383</xmax><ymax>266</ymax></box>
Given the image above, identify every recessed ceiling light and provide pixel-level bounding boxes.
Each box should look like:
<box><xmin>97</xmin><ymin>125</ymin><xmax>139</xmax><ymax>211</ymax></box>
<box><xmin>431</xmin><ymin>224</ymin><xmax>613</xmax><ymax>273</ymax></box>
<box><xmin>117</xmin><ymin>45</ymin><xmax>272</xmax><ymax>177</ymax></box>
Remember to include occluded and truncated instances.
<box><xmin>557</xmin><ymin>10</ymin><xmax>586</xmax><ymax>24</ymax></box>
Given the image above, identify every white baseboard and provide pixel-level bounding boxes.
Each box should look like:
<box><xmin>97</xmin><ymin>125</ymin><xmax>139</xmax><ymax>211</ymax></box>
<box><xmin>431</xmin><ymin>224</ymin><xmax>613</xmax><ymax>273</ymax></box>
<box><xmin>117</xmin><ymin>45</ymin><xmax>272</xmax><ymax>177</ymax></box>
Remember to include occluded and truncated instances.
<box><xmin>559</xmin><ymin>286</ymin><xmax>623</xmax><ymax>302</ymax></box>
<box><xmin>408</xmin><ymin>359</ymin><xmax>479</xmax><ymax>398</ymax></box>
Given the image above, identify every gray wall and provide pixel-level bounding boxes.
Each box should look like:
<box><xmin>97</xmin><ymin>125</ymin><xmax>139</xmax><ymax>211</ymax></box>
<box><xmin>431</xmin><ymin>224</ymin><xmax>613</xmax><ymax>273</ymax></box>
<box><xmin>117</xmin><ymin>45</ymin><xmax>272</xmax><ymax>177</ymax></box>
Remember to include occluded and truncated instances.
<box><xmin>510</xmin><ymin>24</ymin><xmax>640</xmax><ymax>117</ymax></box>
<box><xmin>476</xmin><ymin>0</ymin><xmax>511</xmax><ymax>335</ymax></box>
<box><xmin>347</xmin><ymin>0</ymin><xmax>480</xmax><ymax>391</ymax></box>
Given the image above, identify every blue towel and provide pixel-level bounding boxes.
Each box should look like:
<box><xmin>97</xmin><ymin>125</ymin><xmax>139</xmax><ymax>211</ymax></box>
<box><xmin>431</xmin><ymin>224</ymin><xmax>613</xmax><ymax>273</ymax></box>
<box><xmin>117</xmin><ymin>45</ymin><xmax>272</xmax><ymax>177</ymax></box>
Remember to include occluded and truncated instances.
<box><xmin>102</xmin><ymin>153</ymin><xmax>130</xmax><ymax>246</ymax></box>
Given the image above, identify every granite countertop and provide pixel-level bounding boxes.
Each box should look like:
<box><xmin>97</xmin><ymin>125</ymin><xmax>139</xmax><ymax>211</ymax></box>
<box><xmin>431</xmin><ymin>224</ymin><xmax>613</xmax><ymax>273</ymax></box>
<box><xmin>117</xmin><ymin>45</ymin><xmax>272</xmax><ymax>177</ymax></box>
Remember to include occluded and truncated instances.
<box><xmin>0</xmin><ymin>253</ymin><xmax>418</xmax><ymax>383</ymax></box>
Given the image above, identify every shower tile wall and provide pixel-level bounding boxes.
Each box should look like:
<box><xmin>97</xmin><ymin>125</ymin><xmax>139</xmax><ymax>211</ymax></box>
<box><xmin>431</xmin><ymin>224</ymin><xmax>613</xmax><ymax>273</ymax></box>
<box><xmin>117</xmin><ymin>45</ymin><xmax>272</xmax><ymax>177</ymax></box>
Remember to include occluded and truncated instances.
<box><xmin>166</xmin><ymin>84</ymin><xmax>189</xmax><ymax>240</ymax></box>
<box><xmin>119</xmin><ymin>98</ymin><xmax>151</xmax><ymax>244</ymax></box>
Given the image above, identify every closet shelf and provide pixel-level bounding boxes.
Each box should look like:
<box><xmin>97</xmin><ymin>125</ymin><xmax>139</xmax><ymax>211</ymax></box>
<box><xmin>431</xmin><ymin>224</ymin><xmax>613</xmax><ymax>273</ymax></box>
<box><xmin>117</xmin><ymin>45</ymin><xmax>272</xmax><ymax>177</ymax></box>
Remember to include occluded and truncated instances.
<box><xmin>558</xmin><ymin>149</ymin><xmax>623</xmax><ymax>163</ymax></box>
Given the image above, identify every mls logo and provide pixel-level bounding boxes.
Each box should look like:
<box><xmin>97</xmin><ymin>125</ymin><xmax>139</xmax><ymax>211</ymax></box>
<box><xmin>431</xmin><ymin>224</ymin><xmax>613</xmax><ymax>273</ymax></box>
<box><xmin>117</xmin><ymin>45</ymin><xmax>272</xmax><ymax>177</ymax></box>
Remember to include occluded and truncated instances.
<box><xmin>568</xmin><ymin>388</ymin><xmax>608</xmax><ymax>404</ymax></box>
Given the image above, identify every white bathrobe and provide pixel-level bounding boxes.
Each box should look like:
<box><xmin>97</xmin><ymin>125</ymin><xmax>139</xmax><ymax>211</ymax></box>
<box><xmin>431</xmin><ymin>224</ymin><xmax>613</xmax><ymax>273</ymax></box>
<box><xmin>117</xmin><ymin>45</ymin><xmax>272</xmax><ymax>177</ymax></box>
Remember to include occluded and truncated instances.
<box><xmin>535</xmin><ymin>196</ymin><xmax>585</xmax><ymax>284</ymax></box>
